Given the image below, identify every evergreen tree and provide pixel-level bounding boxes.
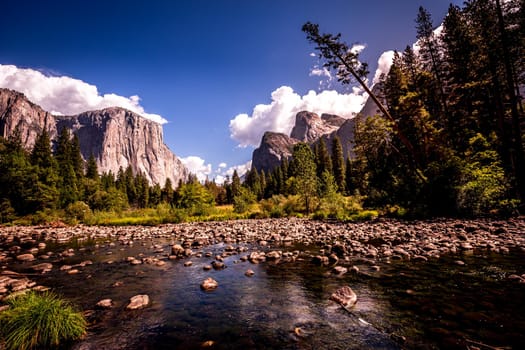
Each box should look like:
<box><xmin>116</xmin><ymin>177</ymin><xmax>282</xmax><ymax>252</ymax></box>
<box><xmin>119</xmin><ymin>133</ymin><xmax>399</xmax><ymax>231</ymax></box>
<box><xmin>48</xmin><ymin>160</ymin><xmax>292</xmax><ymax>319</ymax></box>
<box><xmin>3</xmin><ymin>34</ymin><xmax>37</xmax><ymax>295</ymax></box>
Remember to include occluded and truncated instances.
<box><xmin>55</xmin><ymin>128</ymin><xmax>79</xmax><ymax>207</ymax></box>
<box><xmin>30</xmin><ymin>129</ymin><xmax>59</xmax><ymax>210</ymax></box>
<box><xmin>71</xmin><ymin>133</ymin><xmax>84</xmax><ymax>179</ymax></box>
<box><xmin>30</xmin><ymin>129</ymin><xmax>54</xmax><ymax>169</ymax></box>
<box><xmin>290</xmin><ymin>143</ymin><xmax>318</xmax><ymax>213</ymax></box>
<box><xmin>135</xmin><ymin>172</ymin><xmax>149</xmax><ymax>208</ymax></box>
<box><xmin>101</xmin><ymin>171</ymin><xmax>116</xmax><ymax>191</ymax></box>
<box><xmin>315</xmin><ymin>137</ymin><xmax>332</xmax><ymax>179</ymax></box>
<box><xmin>331</xmin><ymin>135</ymin><xmax>345</xmax><ymax>193</ymax></box>
<box><xmin>85</xmin><ymin>154</ymin><xmax>99</xmax><ymax>181</ymax></box>
<box><xmin>345</xmin><ymin>156</ymin><xmax>356</xmax><ymax>195</ymax></box>
<box><xmin>416</xmin><ymin>6</ymin><xmax>448</xmax><ymax>122</ymax></box>
<box><xmin>161</xmin><ymin>178</ymin><xmax>174</xmax><ymax>204</ymax></box>
<box><xmin>259</xmin><ymin>169</ymin><xmax>267</xmax><ymax>199</ymax></box>
<box><xmin>149</xmin><ymin>184</ymin><xmax>162</xmax><ymax>206</ymax></box>
<box><xmin>231</xmin><ymin>170</ymin><xmax>242</xmax><ymax>198</ymax></box>
<box><xmin>244</xmin><ymin>167</ymin><xmax>261</xmax><ymax>199</ymax></box>
<box><xmin>124</xmin><ymin>165</ymin><xmax>137</xmax><ymax>206</ymax></box>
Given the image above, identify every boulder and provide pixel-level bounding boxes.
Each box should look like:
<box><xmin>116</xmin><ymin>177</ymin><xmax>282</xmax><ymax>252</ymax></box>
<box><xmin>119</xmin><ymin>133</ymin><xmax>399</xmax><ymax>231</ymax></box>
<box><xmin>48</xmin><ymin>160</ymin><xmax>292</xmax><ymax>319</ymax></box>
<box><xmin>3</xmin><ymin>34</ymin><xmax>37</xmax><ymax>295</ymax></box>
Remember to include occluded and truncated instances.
<box><xmin>332</xmin><ymin>266</ymin><xmax>347</xmax><ymax>275</ymax></box>
<box><xmin>16</xmin><ymin>254</ymin><xmax>35</xmax><ymax>262</ymax></box>
<box><xmin>171</xmin><ymin>244</ymin><xmax>184</xmax><ymax>256</ymax></box>
<box><xmin>266</xmin><ymin>250</ymin><xmax>282</xmax><ymax>260</ymax></box>
<box><xmin>127</xmin><ymin>294</ymin><xmax>150</xmax><ymax>310</ymax></box>
<box><xmin>200</xmin><ymin>277</ymin><xmax>218</xmax><ymax>291</ymax></box>
<box><xmin>31</xmin><ymin>263</ymin><xmax>53</xmax><ymax>273</ymax></box>
<box><xmin>330</xmin><ymin>286</ymin><xmax>357</xmax><ymax>309</ymax></box>
<box><xmin>96</xmin><ymin>299</ymin><xmax>113</xmax><ymax>309</ymax></box>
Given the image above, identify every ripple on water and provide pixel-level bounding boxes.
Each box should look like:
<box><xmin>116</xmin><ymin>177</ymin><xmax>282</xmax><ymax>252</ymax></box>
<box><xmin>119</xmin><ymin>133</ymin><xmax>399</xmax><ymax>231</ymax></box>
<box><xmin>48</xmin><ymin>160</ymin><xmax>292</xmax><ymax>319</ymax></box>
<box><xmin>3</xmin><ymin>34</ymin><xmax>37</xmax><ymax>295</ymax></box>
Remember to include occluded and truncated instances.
<box><xmin>11</xmin><ymin>237</ymin><xmax>524</xmax><ymax>350</ymax></box>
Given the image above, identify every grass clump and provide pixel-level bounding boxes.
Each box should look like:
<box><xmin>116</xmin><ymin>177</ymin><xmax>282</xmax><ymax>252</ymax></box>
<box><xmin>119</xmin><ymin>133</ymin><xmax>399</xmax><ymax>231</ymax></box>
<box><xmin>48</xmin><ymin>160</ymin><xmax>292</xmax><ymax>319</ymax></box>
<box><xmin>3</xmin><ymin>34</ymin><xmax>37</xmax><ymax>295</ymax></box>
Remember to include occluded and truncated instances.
<box><xmin>0</xmin><ymin>291</ymin><xmax>86</xmax><ymax>350</ymax></box>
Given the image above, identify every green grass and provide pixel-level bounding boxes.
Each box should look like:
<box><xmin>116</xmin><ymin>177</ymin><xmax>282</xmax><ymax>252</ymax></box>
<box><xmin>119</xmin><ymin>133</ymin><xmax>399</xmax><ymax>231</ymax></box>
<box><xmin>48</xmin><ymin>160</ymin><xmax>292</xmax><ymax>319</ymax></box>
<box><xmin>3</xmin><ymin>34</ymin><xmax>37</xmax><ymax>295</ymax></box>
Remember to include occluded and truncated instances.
<box><xmin>0</xmin><ymin>291</ymin><xmax>86</xmax><ymax>350</ymax></box>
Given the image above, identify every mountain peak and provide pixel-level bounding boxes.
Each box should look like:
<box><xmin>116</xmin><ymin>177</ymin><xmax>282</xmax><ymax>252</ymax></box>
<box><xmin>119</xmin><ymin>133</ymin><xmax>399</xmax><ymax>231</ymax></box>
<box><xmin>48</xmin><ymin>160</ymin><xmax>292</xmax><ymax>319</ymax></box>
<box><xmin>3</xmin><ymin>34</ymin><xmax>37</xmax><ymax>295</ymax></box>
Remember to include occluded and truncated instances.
<box><xmin>0</xmin><ymin>88</ymin><xmax>188</xmax><ymax>185</ymax></box>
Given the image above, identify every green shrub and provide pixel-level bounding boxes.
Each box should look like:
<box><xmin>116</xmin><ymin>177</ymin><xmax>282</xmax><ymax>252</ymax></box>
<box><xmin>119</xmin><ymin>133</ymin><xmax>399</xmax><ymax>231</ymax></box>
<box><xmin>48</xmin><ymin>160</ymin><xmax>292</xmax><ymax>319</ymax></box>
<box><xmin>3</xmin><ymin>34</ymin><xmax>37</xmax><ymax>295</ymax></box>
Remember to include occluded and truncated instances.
<box><xmin>233</xmin><ymin>187</ymin><xmax>256</xmax><ymax>213</ymax></box>
<box><xmin>65</xmin><ymin>201</ymin><xmax>93</xmax><ymax>224</ymax></box>
<box><xmin>0</xmin><ymin>199</ymin><xmax>16</xmax><ymax>223</ymax></box>
<box><xmin>0</xmin><ymin>291</ymin><xmax>86</xmax><ymax>350</ymax></box>
<box><xmin>349</xmin><ymin>210</ymin><xmax>379</xmax><ymax>221</ymax></box>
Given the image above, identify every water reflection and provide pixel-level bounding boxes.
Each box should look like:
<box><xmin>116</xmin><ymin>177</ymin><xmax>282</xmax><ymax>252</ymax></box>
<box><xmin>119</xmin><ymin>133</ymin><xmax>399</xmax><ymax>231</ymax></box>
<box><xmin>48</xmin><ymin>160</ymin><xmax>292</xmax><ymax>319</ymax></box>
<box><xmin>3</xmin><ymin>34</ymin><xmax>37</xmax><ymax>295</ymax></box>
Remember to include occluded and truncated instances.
<box><xmin>14</xmin><ymin>239</ymin><xmax>524</xmax><ymax>350</ymax></box>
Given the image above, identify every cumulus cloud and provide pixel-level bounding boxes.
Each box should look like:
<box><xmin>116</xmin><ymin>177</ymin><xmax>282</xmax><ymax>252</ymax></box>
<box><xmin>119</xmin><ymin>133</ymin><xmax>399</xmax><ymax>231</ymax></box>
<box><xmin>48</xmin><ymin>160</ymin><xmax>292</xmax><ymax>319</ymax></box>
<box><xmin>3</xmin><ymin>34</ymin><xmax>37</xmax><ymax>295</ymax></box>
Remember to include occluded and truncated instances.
<box><xmin>0</xmin><ymin>64</ymin><xmax>167</xmax><ymax>124</ymax></box>
<box><xmin>180</xmin><ymin>156</ymin><xmax>213</xmax><ymax>182</ymax></box>
<box><xmin>373</xmin><ymin>50</ymin><xmax>395</xmax><ymax>85</ymax></box>
<box><xmin>214</xmin><ymin>161</ymin><xmax>252</xmax><ymax>185</ymax></box>
<box><xmin>180</xmin><ymin>156</ymin><xmax>251</xmax><ymax>184</ymax></box>
<box><xmin>350</xmin><ymin>43</ymin><xmax>366</xmax><ymax>54</ymax></box>
<box><xmin>229</xmin><ymin>86</ymin><xmax>366</xmax><ymax>148</ymax></box>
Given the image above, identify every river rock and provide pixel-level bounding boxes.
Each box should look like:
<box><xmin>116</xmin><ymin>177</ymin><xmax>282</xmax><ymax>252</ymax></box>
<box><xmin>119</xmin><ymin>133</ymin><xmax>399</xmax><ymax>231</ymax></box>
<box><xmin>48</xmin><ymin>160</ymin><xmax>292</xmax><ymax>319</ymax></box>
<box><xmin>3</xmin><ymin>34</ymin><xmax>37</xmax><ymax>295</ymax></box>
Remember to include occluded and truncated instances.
<box><xmin>266</xmin><ymin>250</ymin><xmax>282</xmax><ymax>260</ymax></box>
<box><xmin>330</xmin><ymin>286</ymin><xmax>357</xmax><ymax>309</ymax></box>
<box><xmin>31</xmin><ymin>263</ymin><xmax>53</xmax><ymax>273</ymax></box>
<box><xmin>312</xmin><ymin>255</ymin><xmax>329</xmax><ymax>266</ymax></box>
<box><xmin>171</xmin><ymin>244</ymin><xmax>184</xmax><ymax>256</ymax></box>
<box><xmin>332</xmin><ymin>266</ymin><xmax>347</xmax><ymax>275</ymax></box>
<box><xmin>200</xmin><ymin>277</ymin><xmax>218</xmax><ymax>291</ymax></box>
<box><xmin>16</xmin><ymin>253</ymin><xmax>35</xmax><ymax>261</ymax></box>
<box><xmin>328</xmin><ymin>253</ymin><xmax>339</xmax><ymax>265</ymax></box>
<box><xmin>127</xmin><ymin>294</ymin><xmax>150</xmax><ymax>309</ymax></box>
<box><xmin>245</xmin><ymin>269</ymin><xmax>255</xmax><ymax>277</ymax></box>
<box><xmin>212</xmin><ymin>261</ymin><xmax>225</xmax><ymax>270</ymax></box>
<box><xmin>96</xmin><ymin>299</ymin><xmax>113</xmax><ymax>309</ymax></box>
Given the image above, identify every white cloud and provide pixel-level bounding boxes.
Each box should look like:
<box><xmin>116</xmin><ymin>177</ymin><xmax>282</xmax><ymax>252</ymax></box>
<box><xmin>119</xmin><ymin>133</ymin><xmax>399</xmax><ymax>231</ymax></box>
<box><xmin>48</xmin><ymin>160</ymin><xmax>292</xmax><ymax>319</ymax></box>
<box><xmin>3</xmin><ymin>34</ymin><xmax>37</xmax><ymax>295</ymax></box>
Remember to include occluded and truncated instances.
<box><xmin>180</xmin><ymin>156</ymin><xmax>212</xmax><ymax>182</ymax></box>
<box><xmin>350</xmin><ymin>43</ymin><xmax>366</xmax><ymax>54</ymax></box>
<box><xmin>373</xmin><ymin>50</ymin><xmax>395</xmax><ymax>85</ymax></box>
<box><xmin>214</xmin><ymin>161</ymin><xmax>252</xmax><ymax>184</ymax></box>
<box><xmin>229</xmin><ymin>86</ymin><xmax>366</xmax><ymax>148</ymax></box>
<box><xmin>180</xmin><ymin>156</ymin><xmax>251</xmax><ymax>184</ymax></box>
<box><xmin>0</xmin><ymin>64</ymin><xmax>167</xmax><ymax>124</ymax></box>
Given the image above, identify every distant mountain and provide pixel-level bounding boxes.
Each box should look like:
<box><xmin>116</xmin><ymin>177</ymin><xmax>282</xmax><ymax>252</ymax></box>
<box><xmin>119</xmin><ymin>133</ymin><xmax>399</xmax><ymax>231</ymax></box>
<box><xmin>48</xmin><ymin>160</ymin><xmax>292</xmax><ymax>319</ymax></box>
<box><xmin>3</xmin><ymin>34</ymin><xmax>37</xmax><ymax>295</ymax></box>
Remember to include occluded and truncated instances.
<box><xmin>0</xmin><ymin>88</ymin><xmax>188</xmax><ymax>185</ymax></box>
<box><xmin>251</xmin><ymin>87</ymin><xmax>382</xmax><ymax>172</ymax></box>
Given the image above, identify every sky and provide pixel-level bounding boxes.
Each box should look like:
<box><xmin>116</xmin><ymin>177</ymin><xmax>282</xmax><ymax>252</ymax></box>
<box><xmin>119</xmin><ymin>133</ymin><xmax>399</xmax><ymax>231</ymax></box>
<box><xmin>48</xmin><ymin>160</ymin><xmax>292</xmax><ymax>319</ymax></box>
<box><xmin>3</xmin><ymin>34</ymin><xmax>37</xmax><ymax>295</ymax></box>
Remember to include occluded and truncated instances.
<box><xmin>0</xmin><ymin>0</ymin><xmax>462</xmax><ymax>183</ymax></box>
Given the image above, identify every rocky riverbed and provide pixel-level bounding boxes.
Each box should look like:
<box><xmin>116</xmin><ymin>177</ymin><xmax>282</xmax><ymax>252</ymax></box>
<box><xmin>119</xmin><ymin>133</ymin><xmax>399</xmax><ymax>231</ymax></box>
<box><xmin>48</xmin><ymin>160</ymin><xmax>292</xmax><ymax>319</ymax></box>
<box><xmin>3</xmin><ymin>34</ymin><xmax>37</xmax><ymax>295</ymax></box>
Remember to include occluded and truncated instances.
<box><xmin>1</xmin><ymin>217</ymin><xmax>524</xmax><ymax>349</ymax></box>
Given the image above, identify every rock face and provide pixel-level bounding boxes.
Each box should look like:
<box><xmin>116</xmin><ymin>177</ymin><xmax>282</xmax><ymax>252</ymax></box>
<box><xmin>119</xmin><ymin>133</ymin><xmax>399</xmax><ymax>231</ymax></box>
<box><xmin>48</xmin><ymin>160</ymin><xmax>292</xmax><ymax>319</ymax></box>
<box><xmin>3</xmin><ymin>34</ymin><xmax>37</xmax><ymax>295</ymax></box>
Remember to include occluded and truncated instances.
<box><xmin>290</xmin><ymin>111</ymin><xmax>345</xmax><ymax>143</ymax></box>
<box><xmin>252</xmin><ymin>132</ymin><xmax>298</xmax><ymax>173</ymax></box>
<box><xmin>252</xmin><ymin>112</ymin><xmax>347</xmax><ymax>173</ymax></box>
<box><xmin>0</xmin><ymin>88</ymin><xmax>188</xmax><ymax>185</ymax></box>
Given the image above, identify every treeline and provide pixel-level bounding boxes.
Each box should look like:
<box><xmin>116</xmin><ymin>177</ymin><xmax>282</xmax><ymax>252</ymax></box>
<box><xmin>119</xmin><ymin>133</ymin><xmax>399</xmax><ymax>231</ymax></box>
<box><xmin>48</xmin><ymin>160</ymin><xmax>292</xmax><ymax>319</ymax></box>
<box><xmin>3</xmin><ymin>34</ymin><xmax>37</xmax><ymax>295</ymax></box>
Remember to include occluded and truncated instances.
<box><xmin>0</xmin><ymin>127</ymin><xmax>240</xmax><ymax>223</ymax></box>
<box><xmin>242</xmin><ymin>136</ymin><xmax>351</xmax><ymax>207</ymax></box>
<box><xmin>298</xmin><ymin>0</ymin><xmax>524</xmax><ymax>216</ymax></box>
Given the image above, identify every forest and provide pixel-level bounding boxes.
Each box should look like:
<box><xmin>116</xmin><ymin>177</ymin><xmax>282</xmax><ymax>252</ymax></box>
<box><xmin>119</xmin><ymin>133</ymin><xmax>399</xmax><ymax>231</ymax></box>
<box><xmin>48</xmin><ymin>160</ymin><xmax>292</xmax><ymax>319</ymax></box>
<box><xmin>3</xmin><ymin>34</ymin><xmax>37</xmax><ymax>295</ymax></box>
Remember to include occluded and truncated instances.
<box><xmin>0</xmin><ymin>0</ymin><xmax>523</xmax><ymax>223</ymax></box>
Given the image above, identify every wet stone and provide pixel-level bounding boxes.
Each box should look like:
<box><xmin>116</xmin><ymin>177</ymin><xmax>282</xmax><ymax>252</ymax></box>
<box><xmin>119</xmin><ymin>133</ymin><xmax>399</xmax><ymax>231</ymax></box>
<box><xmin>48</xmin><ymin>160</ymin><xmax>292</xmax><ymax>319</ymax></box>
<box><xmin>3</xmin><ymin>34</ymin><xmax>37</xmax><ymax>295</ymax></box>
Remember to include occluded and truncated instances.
<box><xmin>332</xmin><ymin>266</ymin><xmax>347</xmax><ymax>275</ymax></box>
<box><xmin>127</xmin><ymin>294</ymin><xmax>150</xmax><ymax>310</ymax></box>
<box><xmin>330</xmin><ymin>286</ymin><xmax>357</xmax><ymax>309</ymax></box>
<box><xmin>16</xmin><ymin>253</ymin><xmax>35</xmax><ymax>262</ymax></box>
<box><xmin>96</xmin><ymin>299</ymin><xmax>113</xmax><ymax>309</ymax></box>
<box><xmin>200</xmin><ymin>277</ymin><xmax>218</xmax><ymax>291</ymax></box>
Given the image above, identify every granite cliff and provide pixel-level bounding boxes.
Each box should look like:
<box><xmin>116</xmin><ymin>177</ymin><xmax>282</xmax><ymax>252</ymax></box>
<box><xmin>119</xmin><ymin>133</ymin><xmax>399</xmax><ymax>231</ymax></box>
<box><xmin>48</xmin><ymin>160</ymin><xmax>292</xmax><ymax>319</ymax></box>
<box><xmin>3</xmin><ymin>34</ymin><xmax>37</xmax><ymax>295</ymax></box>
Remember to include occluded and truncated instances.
<box><xmin>0</xmin><ymin>88</ymin><xmax>188</xmax><ymax>185</ymax></box>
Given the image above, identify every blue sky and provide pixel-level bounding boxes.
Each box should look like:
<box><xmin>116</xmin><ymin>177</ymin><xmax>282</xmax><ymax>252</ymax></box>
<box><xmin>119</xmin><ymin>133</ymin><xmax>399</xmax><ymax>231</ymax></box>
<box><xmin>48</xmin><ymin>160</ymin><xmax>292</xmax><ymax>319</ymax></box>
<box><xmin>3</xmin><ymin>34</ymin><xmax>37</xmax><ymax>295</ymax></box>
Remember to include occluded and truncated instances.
<box><xmin>0</xmin><ymin>0</ymin><xmax>461</xmax><ymax>182</ymax></box>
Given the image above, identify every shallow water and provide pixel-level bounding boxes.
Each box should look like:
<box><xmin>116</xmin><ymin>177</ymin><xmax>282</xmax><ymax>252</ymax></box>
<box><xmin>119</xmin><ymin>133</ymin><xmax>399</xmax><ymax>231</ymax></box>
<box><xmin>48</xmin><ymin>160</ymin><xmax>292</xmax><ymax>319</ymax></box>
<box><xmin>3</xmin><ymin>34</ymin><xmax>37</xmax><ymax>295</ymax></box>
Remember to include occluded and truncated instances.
<box><xmin>10</xmin><ymin>237</ymin><xmax>525</xmax><ymax>350</ymax></box>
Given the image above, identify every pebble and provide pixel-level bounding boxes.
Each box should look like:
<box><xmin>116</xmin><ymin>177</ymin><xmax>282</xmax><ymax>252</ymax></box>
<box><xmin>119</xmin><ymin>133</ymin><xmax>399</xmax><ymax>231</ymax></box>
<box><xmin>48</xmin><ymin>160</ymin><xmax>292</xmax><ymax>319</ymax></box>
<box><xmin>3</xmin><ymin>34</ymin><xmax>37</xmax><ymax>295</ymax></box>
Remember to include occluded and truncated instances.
<box><xmin>127</xmin><ymin>294</ymin><xmax>150</xmax><ymax>309</ymax></box>
<box><xmin>200</xmin><ymin>277</ymin><xmax>218</xmax><ymax>291</ymax></box>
